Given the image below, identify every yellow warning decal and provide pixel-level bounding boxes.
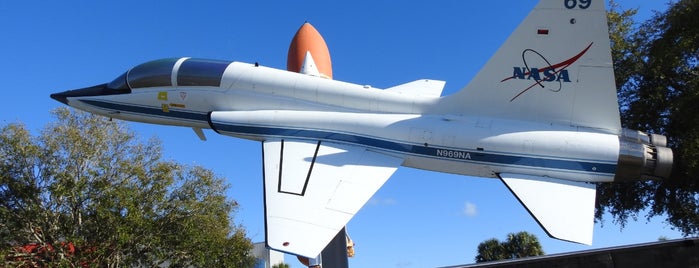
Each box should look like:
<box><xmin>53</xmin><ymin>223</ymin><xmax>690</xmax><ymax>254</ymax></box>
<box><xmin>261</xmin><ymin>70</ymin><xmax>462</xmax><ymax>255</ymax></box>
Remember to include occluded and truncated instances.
<box><xmin>158</xmin><ymin>92</ymin><xmax>168</xmax><ymax>101</ymax></box>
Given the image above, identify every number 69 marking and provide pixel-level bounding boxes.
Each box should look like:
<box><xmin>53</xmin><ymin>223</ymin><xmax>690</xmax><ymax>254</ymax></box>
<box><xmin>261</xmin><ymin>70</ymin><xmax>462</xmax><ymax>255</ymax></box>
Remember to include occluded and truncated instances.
<box><xmin>565</xmin><ymin>0</ymin><xmax>591</xmax><ymax>9</ymax></box>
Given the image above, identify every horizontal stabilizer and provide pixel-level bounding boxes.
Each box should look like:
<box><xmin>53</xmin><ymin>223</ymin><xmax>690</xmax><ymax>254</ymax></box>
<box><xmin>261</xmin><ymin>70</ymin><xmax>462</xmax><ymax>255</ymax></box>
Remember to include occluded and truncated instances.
<box><xmin>385</xmin><ymin>79</ymin><xmax>446</xmax><ymax>97</ymax></box>
<box><xmin>263</xmin><ymin>139</ymin><xmax>403</xmax><ymax>257</ymax></box>
<box><xmin>499</xmin><ymin>173</ymin><xmax>596</xmax><ymax>245</ymax></box>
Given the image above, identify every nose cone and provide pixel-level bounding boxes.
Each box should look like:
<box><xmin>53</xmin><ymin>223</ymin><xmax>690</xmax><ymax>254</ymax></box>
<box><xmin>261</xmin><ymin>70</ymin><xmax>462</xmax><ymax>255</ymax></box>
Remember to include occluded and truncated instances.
<box><xmin>50</xmin><ymin>92</ymin><xmax>70</xmax><ymax>105</ymax></box>
<box><xmin>50</xmin><ymin>83</ymin><xmax>110</xmax><ymax>105</ymax></box>
<box><xmin>287</xmin><ymin>22</ymin><xmax>333</xmax><ymax>79</ymax></box>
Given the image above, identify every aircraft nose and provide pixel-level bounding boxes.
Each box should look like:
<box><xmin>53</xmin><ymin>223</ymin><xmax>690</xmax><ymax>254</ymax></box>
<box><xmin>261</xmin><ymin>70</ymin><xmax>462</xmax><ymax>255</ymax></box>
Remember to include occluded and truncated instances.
<box><xmin>50</xmin><ymin>83</ymin><xmax>110</xmax><ymax>105</ymax></box>
<box><xmin>50</xmin><ymin>92</ymin><xmax>69</xmax><ymax>105</ymax></box>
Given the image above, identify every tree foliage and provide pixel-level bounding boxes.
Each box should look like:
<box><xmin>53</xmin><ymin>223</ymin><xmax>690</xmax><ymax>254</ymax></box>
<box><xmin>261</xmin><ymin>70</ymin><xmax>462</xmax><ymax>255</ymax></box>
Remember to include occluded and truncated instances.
<box><xmin>474</xmin><ymin>232</ymin><xmax>544</xmax><ymax>263</ymax></box>
<box><xmin>0</xmin><ymin>108</ymin><xmax>256</xmax><ymax>267</ymax></box>
<box><xmin>596</xmin><ymin>0</ymin><xmax>699</xmax><ymax>236</ymax></box>
<box><xmin>272</xmin><ymin>263</ymin><xmax>291</xmax><ymax>268</ymax></box>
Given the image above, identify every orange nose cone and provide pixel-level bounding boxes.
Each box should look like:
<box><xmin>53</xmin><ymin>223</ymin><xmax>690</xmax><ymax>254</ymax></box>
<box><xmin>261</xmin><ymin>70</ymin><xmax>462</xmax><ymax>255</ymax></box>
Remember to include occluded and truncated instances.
<box><xmin>287</xmin><ymin>22</ymin><xmax>333</xmax><ymax>79</ymax></box>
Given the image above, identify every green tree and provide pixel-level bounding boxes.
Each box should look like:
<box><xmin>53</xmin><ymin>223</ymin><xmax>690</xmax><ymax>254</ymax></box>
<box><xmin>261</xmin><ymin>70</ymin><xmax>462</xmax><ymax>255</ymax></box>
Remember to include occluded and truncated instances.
<box><xmin>0</xmin><ymin>108</ymin><xmax>256</xmax><ymax>267</ymax></box>
<box><xmin>272</xmin><ymin>263</ymin><xmax>291</xmax><ymax>268</ymax></box>
<box><xmin>475</xmin><ymin>238</ymin><xmax>508</xmax><ymax>263</ymax></box>
<box><xmin>475</xmin><ymin>232</ymin><xmax>544</xmax><ymax>263</ymax></box>
<box><xmin>596</xmin><ymin>0</ymin><xmax>699</xmax><ymax>236</ymax></box>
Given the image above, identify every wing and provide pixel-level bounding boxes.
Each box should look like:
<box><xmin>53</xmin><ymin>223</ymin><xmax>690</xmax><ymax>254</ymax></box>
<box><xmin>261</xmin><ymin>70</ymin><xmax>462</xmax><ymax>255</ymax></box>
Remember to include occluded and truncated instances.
<box><xmin>262</xmin><ymin>139</ymin><xmax>403</xmax><ymax>257</ymax></box>
<box><xmin>499</xmin><ymin>173</ymin><xmax>596</xmax><ymax>245</ymax></box>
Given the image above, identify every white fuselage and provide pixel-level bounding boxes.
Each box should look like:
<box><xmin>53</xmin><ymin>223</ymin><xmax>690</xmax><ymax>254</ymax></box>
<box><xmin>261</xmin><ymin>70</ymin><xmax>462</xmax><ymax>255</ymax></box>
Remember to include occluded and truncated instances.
<box><xmin>67</xmin><ymin>61</ymin><xmax>619</xmax><ymax>183</ymax></box>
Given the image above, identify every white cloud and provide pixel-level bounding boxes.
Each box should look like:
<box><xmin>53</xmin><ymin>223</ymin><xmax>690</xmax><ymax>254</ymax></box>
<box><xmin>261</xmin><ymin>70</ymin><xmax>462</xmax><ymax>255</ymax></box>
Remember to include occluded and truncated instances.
<box><xmin>463</xmin><ymin>201</ymin><xmax>478</xmax><ymax>217</ymax></box>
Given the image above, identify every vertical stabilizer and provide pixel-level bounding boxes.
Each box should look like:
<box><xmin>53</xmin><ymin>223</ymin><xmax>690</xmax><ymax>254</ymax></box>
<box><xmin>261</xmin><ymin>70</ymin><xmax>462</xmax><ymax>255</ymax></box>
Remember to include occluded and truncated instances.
<box><xmin>440</xmin><ymin>0</ymin><xmax>620</xmax><ymax>132</ymax></box>
<box><xmin>300</xmin><ymin>51</ymin><xmax>322</xmax><ymax>77</ymax></box>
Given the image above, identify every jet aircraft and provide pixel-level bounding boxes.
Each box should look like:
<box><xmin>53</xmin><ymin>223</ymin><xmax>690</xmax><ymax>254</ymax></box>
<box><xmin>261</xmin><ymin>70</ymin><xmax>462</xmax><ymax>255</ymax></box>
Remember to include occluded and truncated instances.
<box><xmin>51</xmin><ymin>0</ymin><xmax>673</xmax><ymax>260</ymax></box>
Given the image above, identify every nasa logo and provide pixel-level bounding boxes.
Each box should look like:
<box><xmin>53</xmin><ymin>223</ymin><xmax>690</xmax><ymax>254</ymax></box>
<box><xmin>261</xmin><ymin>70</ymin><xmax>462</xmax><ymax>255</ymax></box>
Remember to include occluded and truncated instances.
<box><xmin>510</xmin><ymin>67</ymin><xmax>571</xmax><ymax>83</ymax></box>
<box><xmin>501</xmin><ymin>42</ymin><xmax>593</xmax><ymax>102</ymax></box>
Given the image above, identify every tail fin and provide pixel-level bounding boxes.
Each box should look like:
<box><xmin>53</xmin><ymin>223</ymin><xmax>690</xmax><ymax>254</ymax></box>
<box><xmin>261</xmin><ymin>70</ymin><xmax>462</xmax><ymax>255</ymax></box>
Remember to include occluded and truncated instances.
<box><xmin>441</xmin><ymin>0</ymin><xmax>620</xmax><ymax>132</ymax></box>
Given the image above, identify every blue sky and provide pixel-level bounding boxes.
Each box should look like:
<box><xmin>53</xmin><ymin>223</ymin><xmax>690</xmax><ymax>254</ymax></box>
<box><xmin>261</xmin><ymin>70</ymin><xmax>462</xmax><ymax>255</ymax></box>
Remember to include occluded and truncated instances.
<box><xmin>0</xmin><ymin>1</ymin><xmax>681</xmax><ymax>267</ymax></box>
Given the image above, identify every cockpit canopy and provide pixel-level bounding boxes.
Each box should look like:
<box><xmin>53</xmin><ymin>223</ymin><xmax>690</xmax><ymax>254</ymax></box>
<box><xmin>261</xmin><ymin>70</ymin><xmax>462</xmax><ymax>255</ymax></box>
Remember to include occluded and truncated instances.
<box><xmin>107</xmin><ymin>58</ymin><xmax>232</xmax><ymax>90</ymax></box>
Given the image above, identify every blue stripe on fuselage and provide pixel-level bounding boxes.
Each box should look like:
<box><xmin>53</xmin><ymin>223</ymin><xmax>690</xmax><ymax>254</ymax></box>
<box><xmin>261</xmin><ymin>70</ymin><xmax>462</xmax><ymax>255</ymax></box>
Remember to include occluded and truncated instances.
<box><xmin>80</xmin><ymin>99</ymin><xmax>208</xmax><ymax>122</ymax></box>
<box><xmin>213</xmin><ymin>122</ymin><xmax>617</xmax><ymax>176</ymax></box>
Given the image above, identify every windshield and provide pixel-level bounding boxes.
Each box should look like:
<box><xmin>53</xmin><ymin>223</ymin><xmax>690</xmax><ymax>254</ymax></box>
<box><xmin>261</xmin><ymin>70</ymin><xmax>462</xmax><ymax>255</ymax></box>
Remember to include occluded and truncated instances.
<box><xmin>127</xmin><ymin>58</ymin><xmax>179</xmax><ymax>89</ymax></box>
<box><xmin>107</xmin><ymin>72</ymin><xmax>129</xmax><ymax>91</ymax></box>
<box><xmin>106</xmin><ymin>58</ymin><xmax>232</xmax><ymax>90</ymax></box>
